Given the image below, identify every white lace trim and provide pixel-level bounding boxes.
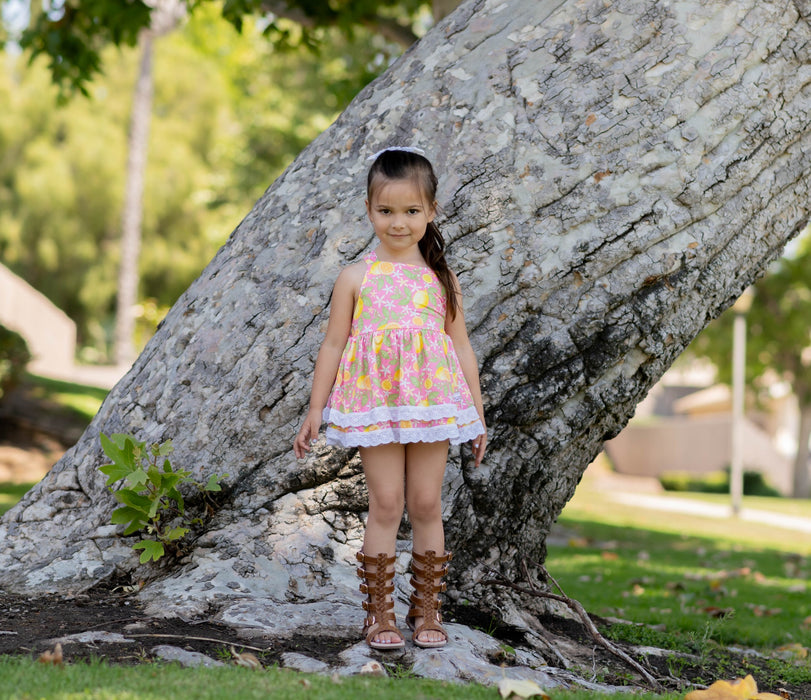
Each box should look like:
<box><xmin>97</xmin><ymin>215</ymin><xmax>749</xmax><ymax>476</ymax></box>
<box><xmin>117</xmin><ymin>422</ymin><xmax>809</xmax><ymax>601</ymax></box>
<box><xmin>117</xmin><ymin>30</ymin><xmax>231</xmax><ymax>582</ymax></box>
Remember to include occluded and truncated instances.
<box><xmin>323</xmin><ymin>403</ymin><xmax>479</xmax><ymax>427</ymax></box>
<box><xmin>325</xmin><ymin>418</ymin><xmax>484</xmax><ymax>448</ymax></box>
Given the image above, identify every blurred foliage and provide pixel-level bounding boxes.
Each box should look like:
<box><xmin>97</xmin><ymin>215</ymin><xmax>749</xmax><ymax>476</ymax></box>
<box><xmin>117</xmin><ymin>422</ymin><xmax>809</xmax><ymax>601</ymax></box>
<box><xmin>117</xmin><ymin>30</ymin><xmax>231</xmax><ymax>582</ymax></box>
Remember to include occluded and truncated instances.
<box><xmin>659</xmin><ymin>468</ymin><xmax>781</xmax><ymax>498</ymax></box>
<box><xmin>0</xmin><ymin>4</ymin><xmax>394</xmax><ymax>356</ymax></box>
<box><xmin>11</xmin><ymin>0</ymin><xmax>430</xmax><ymax>96</ymax></box>
<box><xmin>0</xmin><ymin>323</ymin><xmax>31</xmax><ymax>402</ymax></box>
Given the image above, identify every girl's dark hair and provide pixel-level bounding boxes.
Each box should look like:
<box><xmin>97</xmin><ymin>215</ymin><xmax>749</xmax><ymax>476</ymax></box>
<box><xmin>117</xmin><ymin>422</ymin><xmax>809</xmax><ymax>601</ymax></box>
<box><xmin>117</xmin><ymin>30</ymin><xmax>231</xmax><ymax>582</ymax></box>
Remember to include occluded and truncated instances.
<box><xmin>366</xmin><ymin>149</ymin><xmax>459</xmax><ymax>321</ymax></box>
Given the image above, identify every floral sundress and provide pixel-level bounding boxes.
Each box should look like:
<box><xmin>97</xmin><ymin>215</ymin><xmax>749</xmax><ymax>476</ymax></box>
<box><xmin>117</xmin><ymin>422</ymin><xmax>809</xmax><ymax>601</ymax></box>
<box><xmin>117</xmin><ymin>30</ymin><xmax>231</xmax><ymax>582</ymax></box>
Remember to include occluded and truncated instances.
<box><xmin>323</xmin><ymin>250</ymin><xmax>483</xmax><ymax>447</ymax></box>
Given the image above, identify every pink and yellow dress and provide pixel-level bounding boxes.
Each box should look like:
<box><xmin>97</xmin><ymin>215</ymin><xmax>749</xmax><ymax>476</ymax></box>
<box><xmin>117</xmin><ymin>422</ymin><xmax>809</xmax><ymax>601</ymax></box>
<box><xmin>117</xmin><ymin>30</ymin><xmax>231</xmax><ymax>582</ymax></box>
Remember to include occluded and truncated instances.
<box><xmin>323</xmin><ymin>250</ymin><xmax>484</xmax><ymax>448</ymax></box>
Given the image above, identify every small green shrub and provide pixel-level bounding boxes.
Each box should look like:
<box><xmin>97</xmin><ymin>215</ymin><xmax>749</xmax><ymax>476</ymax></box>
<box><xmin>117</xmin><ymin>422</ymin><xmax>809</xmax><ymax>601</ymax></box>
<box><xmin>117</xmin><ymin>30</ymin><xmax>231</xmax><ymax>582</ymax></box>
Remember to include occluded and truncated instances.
<box><xmin>0</xmin><ymin>324</ymin><xmax>32</xmax><ymax>402</ymax></box>
<box><xmin>659</xmin><ymin>468</ymin><xmax>780</xmax><ymax>497</ymax></box>
<box><xmin>100</xmin><ymin>433</ymin><xmax>227</xmax><ymax>563</ymax></box>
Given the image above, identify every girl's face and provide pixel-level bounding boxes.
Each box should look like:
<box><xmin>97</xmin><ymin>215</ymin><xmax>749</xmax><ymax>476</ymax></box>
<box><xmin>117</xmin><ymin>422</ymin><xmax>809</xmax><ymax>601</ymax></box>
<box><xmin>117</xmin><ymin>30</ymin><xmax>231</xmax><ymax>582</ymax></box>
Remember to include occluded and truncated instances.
<box><xmin>366</xmin><ymin>178</ymin><xmax>436</xmax><ymax>255</ymax></box>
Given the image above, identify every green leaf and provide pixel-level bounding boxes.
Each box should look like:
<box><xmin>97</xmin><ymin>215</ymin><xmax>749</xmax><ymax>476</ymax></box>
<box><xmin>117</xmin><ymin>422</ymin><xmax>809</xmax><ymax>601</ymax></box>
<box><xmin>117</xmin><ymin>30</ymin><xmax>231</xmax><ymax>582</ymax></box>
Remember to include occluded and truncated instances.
<box><xmin>160</xmin><ymin>472</ymin><xmax>184</xmax><ymax>491</ymax></box>
<box><xmin>99</xmin><ymin>463</ymin><xmax>131</xmax><ymax>487</ymax></box>
<box><xmin>158</xmin><ymin>440</ymin><xmax>174</xmax><ymax>456</ymax></box>
<box><xmin>164</xmin><ymin>526</ymin><xmax>189</xmax><ymax>542</ymax></box>
<box><xmin>100</xmin><ymin>433</ymin><xmax>136</xmax><ymax>472</ymax></box>
<box><xmin>168</xmin><ymin>488</ymin><xmax>185</xmax><ymax>514</ymax></box>
<box><xmin>125</xmin><ymin>467</ymin><xmax>149</xmax><ymax>488</ymax></box>
<box><xmin>110</xmin><ymin>506</ymin><xmax>148</xmax><ymax>535</ymax></box>
<box><xmin>114</xmin><ymin>489</ymin><xmax>153</xmax><ymax>514</ymax></box>
<box><xmin>133</xmin><ymin>540</ymin><xmax>165</xmax><ymax>563</ymax></box>
<box><xmin>205</xmin><ymin>474</ymin><xmax>223</xmax><ymax>492</ymax></box>
<box><xmin>147</xmin><ymin>466</ymin><xmax>164</xmax><ymax>489</ymax></box>
<box><xmin>147</xmin><ymin>495</ymin><xmax>165</xmax><ymax>520</ymax></box>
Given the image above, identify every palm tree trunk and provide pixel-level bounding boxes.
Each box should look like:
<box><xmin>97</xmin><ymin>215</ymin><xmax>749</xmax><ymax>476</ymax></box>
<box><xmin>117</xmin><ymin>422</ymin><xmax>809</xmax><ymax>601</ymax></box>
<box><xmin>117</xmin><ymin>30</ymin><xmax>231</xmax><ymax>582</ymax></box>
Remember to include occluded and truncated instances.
<box><xmin>793</xmin><ymin>401</ymin><xmax>811</xmax><ymax>498</ymax></box>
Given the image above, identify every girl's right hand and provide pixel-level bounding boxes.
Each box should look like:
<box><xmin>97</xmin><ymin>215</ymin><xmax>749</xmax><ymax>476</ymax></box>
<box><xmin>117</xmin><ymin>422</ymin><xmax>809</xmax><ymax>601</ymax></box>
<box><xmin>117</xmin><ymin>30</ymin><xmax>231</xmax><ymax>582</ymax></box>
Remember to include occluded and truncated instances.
<box><xmin>293</xmin><ymin>408</ymin><xmax>323</xmax><ymax>459</ymax></box>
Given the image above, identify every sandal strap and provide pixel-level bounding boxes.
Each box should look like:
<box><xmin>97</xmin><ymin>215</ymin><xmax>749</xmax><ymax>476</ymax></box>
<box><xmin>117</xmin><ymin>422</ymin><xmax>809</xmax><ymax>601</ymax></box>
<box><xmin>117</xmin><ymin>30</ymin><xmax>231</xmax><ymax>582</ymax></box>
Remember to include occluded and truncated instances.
<box><xmin>406</xmin><ymin>550</ymin><xmax>452</xmax><ymax>640</ymax></box>
<box><xmin>356</xmin><ymin>550</ymin><xmax>404</xmax><ymax>647</ymax></box>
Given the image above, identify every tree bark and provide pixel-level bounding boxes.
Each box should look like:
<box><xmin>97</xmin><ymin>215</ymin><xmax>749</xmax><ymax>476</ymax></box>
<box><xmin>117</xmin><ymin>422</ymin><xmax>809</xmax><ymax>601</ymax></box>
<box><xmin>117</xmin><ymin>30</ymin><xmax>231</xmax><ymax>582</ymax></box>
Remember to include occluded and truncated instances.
<box><xmin>2</xmin><ymin>0</ymin><xmax>810</xmax><ymax>640</ymax></box>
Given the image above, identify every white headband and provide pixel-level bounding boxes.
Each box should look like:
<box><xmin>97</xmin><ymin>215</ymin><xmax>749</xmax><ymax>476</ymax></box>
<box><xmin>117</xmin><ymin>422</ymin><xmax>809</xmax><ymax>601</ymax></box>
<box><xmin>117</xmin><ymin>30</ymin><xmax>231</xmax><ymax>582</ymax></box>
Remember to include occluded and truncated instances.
<box><xmin>366</xmin><ymin>146</ymin><xmax>427</xmax><ymax>162</ymax></box>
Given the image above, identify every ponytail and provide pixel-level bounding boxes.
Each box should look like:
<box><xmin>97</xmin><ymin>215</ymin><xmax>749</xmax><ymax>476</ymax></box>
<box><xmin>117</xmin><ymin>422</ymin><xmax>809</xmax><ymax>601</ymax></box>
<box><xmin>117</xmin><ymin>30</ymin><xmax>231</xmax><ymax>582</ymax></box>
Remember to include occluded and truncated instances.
<box><xmin>419</xmin><ymin>221</ymin><xmax>458</xmax><ymax>321</ymax></box>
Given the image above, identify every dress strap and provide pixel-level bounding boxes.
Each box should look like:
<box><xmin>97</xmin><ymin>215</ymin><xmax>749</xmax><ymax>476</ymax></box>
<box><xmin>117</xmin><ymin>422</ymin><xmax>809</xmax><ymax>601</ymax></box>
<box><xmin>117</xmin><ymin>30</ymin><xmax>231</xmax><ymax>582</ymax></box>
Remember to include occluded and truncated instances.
<box><xmin>363</xmin><ymin>249</ymin><xmax>378</xmax><ymax>265</ymax></box>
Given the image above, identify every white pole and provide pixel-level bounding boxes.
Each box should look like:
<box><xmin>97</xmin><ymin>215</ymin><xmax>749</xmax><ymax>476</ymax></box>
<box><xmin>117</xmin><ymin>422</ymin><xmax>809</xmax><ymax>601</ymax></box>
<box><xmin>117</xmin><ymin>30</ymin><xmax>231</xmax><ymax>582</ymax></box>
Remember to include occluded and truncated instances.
<box><xmin>730</xmin><ymin>310</ymin><xmax>747</xmax><ymax>516</ymax></box>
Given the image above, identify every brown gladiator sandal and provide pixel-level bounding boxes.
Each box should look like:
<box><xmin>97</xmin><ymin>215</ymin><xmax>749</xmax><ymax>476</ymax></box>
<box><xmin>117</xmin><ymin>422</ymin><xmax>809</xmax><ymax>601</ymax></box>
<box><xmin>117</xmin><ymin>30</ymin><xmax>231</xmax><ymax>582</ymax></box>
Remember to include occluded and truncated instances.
<box><xmin>405</xmin><ymin>550</ymin><xmax>452</xmax><ymax>648</ymax></box>
<box><xmin>356</xmin><ymin>551</ymin><xmax>406</xmax><ymax>650</ymax></box>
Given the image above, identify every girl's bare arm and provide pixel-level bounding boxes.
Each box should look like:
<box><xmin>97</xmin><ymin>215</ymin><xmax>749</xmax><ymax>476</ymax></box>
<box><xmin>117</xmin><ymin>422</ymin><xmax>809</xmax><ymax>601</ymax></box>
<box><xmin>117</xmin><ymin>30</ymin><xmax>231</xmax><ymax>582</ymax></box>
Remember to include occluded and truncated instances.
<box><xmin>444</xmin><ymin>272</ymin><xmax>487</xmax><ymax>467</ymax></box>
<box><xmin>293</xmin><ymin>264</ymin><xmax>363</xmax><ymax>458</ymax></box>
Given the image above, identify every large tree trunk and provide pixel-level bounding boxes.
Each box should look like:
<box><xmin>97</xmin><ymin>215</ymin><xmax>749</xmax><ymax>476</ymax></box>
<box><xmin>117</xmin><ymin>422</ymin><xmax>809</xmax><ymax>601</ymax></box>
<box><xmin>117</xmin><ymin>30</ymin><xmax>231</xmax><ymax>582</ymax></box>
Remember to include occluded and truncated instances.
<box><xmin>2</xmin><ymin>0</ymin><xmax>810</xmax><ymax>667</ymax></box>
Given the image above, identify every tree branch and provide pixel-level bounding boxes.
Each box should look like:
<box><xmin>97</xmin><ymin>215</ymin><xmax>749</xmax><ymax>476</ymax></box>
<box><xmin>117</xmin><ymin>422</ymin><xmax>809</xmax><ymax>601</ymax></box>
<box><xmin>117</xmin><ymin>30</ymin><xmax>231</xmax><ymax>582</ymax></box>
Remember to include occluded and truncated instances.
<box><xmin>259</xmin><ymin>1</ymin><xmax>418</xmax><ymax>47</ymax></box>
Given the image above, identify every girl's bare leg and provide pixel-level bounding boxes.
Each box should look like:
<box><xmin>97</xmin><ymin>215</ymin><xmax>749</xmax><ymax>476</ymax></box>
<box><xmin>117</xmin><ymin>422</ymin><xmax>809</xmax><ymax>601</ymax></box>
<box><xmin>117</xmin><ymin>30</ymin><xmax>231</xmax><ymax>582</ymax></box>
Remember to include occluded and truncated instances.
<box><xmin>405</xmin><ymin>440</ymin><xmax>449</xmax><ymax>645</ymax></box>
<box><xmin>359</xmin><ymin>443</ymin><xmax>406</xmax><ymax>646</ymax></box>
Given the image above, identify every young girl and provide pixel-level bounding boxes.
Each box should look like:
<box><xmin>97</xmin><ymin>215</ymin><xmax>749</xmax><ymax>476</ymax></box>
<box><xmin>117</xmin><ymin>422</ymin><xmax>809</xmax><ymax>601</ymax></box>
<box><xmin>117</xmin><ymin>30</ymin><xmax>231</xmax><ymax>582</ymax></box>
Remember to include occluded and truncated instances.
<box><xmin>293</xmin><ymin>147</ymin><xmax>486</xmax><ymax>650</ymax></box>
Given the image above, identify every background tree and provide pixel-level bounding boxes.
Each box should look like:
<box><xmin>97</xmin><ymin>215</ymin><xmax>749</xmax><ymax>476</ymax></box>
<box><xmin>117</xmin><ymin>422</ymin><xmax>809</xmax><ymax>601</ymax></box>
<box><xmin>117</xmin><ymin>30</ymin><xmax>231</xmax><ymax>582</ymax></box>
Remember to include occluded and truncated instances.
<box><xmin>11</xmin><ymin>0</ymin><xmax>461</xmax><ymax>96</ymax></box>
<box><xmin>1</xmin><ymin>0</ymin><xmax>809</xmax><ymax>681</ymax></box>
<box><xmin>114</xmin><ymin>0</ymin><xmax>186</xmax><ymax>366</ymax></box>
<box><xmin>689</xmin><ymin>230</ymin><xmax>811</xmax><ymax>498</ymax></box>
<box><xmin>0</xmin><ymin>5</ymin><xmax>390</xmax><ymax>356</ymax></box>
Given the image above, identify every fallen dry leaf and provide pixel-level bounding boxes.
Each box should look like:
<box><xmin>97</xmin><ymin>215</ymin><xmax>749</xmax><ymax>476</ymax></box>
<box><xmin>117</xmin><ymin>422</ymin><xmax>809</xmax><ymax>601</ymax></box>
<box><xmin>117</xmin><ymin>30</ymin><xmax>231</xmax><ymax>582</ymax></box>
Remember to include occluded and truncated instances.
<box><xmin>497</xmin><ymin>678</ymin><xmax>550</xmax><ymax>699</ymax></box>
<box><xmin>772</xmin><ymin>643</ymin><xmax>808</xmax><ymax>662</ymax></box>
<box><xmin>230</xmin><ymin>645</ymin><xmax>262</xmax><ymax>670</ymax></box>
<box><xmin>37</xmin><ymin>642</ymin><xmax>63</xmax><ymax>666</ymax></box>
<box><xmin>360</xmin><ymin>661</ymin><xmax>386</xmax><ymax>677</ymax></box>
<box><xmin>683</xmin><ymin>674</ymin><xmax>785</xmax><ymax>699</ymax></box>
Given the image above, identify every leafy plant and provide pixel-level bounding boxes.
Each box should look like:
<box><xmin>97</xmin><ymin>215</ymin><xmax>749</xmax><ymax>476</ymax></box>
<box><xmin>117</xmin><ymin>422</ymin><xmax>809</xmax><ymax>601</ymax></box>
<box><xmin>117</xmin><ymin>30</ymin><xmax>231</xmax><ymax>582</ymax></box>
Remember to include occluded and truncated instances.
<box><xmin>99</xmin><ymin>433</ymin><xmax>227</xmax><ymax>563</ymax></box>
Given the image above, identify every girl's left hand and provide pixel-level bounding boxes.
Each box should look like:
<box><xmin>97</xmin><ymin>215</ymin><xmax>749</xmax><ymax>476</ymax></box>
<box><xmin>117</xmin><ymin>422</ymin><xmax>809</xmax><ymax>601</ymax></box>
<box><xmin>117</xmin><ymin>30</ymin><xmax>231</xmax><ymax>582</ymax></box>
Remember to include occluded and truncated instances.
<box><xmin>471</xmin><ymin>432</ymin><xmax>487</xmax><ymax>468</ymax></box>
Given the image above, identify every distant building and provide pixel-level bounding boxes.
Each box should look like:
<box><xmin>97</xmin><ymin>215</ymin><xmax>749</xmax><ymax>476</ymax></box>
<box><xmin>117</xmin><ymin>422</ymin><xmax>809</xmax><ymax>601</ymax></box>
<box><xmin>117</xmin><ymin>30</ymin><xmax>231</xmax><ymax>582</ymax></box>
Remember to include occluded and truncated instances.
<box><xmin>604</xmin><ymin>362</ymin><xmax>796</xmax><ymax>495</ymax></box>
<box><xmin>0</xmin><ymin>263</ymin><xmax>76</xmax><ymax>377</ymax></box>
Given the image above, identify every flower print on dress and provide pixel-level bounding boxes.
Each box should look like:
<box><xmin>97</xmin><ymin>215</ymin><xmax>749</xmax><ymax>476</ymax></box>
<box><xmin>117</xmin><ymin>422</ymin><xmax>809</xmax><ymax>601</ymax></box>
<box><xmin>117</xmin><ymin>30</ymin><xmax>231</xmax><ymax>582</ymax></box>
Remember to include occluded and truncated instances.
<box><xmin>323</xmin><ymin>251</ymin><xmax>483</xmax><ymax>447</ymax></box>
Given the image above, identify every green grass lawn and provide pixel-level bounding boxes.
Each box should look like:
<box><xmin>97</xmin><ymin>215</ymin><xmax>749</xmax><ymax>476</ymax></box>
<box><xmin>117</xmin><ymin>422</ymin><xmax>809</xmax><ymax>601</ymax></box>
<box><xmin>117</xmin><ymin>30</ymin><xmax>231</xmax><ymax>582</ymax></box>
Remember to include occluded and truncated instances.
<box><xmin>0</xmin><ymin>481</ymin><xmax>36</xmax><ymax>516</ymax></box>
<box><xmin>24</xmin><ymin>373</ymin><xmax>109</xmax><ymax>422</ymax></box>
<box><xmin>0</xmin><ymin>656</ymin><xmax>681</xmax><ymax>700</ymax></box>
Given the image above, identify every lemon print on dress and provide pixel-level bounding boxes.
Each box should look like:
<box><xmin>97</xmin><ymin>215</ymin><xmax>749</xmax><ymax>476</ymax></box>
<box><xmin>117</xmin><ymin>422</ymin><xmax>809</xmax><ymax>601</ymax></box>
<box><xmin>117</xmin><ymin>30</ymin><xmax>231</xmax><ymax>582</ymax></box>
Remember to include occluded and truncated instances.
<box><xmin>356</xmin><ymin>375</ymin><xmax>371</xmax><ymax>390</ymax></box>
<box><xmin>435</xmin><ymin>366</ymin><xmax>451</xmax><ymax>382</ymax></box>
<box><xmin>424</xmin><ymin>378</ymin><xmax>433</xmax><ymax>389</ymax></box>
<box><xmin>381</xmin><ymin>378</ymin><xmax>392</xmax><ymax>391</ymax></box>
<box><xmin>413</xmin><ymin>333</ymin><xmax>424</xmax><ymax>353</ymax></box>
<box><xmin>412</xmin><ymin>290</ymin><xmax>430</xmax><ymax>309</ymax></box>
<box><xmin>371</xmin><ymin>261</ymin><xmax>395</xmax><ymax>275</ymax></box>
<box><xmin>373</xmin><ymin>333</ymin><xmax>384</xmax><ymax>354</ymax></box>
<box><xmin>353</xmin><ymin>298</ymin><xmax>364</xmax><ymax>320</ymax></box>
<box><xmin>422</xmin><ymin>273</ymin><xmax>433</xmax><ymax>284</ymax></box>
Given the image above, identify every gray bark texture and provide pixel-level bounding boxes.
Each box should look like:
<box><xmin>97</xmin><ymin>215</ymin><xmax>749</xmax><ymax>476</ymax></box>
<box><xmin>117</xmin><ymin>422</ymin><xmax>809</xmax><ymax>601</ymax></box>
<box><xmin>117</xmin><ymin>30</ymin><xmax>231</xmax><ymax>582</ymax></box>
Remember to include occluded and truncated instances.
<box><xmin>2</xmin><ymin>0</ymin><xmax>810</xmax><ymax>646</ymax></box>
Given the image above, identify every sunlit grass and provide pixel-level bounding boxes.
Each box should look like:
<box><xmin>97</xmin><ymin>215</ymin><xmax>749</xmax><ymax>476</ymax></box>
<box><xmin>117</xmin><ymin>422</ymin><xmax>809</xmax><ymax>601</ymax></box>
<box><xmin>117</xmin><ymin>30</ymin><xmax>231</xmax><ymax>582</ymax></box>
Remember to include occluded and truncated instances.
<box><xmin>0</xmin><ymin>482</ymin><xmax>36</xmax><ymax>516</ymax></box>
<box><xmin>550</xmin><ymin>480</ymin><xmax>811</xmax><ymax>654</ymax></box>
<box><xmin>561</xmin><ymin>480</ymin><xmax>811</xmax><ymax>555</ymax></box>
<box><xmin>24</xmin><ymin>373</ymin><xmax>108</xmax><ymax>422</ymax></box>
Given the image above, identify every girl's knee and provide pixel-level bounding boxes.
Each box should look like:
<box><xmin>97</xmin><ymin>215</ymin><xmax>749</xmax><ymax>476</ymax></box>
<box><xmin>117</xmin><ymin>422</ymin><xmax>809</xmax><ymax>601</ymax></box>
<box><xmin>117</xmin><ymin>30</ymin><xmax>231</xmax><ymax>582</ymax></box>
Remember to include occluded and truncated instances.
<box><xmin>406</xmin><ymin>492</ymin><xmax>442</xmax><ymax>524</ymax></box>
<box><xmin>369</xmin><ymin>492</ymin><xmax>405</xmax><ymax>526</ymax></box>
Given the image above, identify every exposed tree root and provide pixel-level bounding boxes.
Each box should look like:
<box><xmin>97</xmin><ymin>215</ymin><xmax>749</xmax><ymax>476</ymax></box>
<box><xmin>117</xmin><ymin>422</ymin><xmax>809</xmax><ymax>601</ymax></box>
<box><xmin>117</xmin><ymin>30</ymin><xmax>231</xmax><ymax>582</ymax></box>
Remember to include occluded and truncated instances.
<box><xmin>483</xmin><ymin>559</ymin><xmax>665</xmax><ymax>692</ymax></box>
